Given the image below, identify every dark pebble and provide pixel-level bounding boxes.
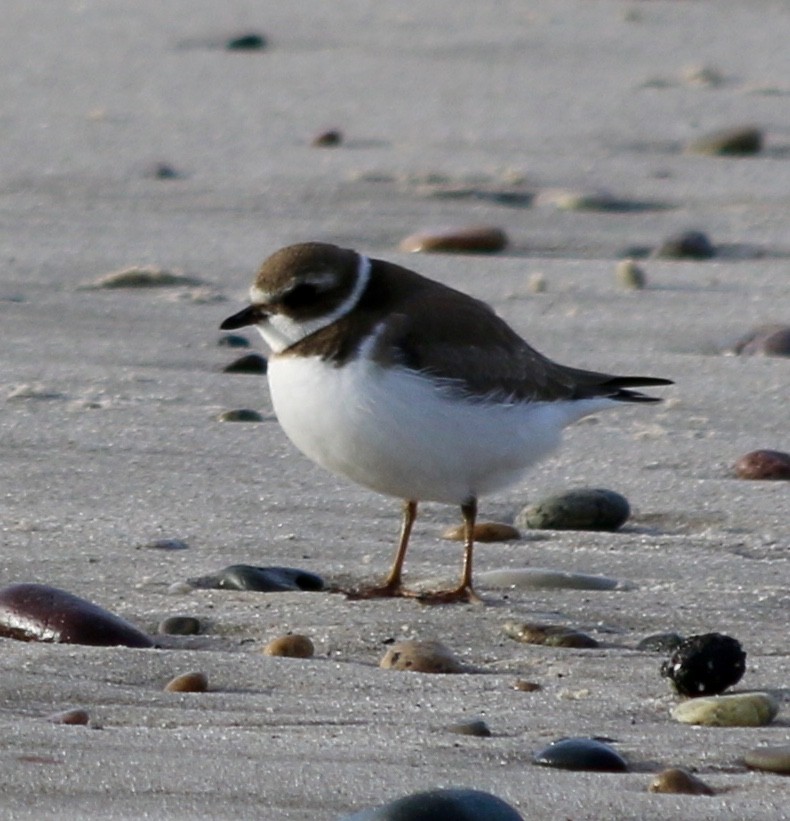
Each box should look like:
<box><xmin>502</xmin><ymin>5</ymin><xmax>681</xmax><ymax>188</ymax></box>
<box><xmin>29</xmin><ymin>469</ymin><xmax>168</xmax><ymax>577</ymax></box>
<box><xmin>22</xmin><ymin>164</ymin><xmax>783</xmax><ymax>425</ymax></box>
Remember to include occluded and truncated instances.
<box><xmin>734</xmin><ymin>449</ymin><xmax>790</xmax><ymax>480</ymax></box>
<box><xmin>0</xmin><ymin>583</ymin><xmax>153</xmax><ymax>648</ymax></box>
<box><xmin>533</xmin><ymin>737</ymin><xmax>627</xmax><ymax>772</ymax></box>
<box><xmin>223</xmin><ymin>353</ymin><xmax>267</xmax><ymax>374</ymax></box>
<box><xmin>660</xmin><ymin>632</ymin><xmax>746</xmax><ymax>696</ymax></box>
<box><xmin>158</xmin><ymin>616</ymin><xmax>202</xmax><ymax>636</ymax></box>
<box><xmin>730</xmin><ymin>324</ymin><xmax>790</xmax><ymax>357</ymax></box>
<box><xmin>636</xmin><ymin>632</ymin><xmax>685</xmax><ymax>653</ymax></box>
<box><xmin>399</xmin><ymin>226</ymin><xmax>508</xmax><ymax>254</ymax></box>
<box><xmin>503</xmin><ymin>620</ymin><xmax>598</xmax><ymax>648</ymax></box>
<box><xmin>216</xmin><ymin>409</ymin><xmax>264</xmax><ymax>422</ymax></box>
<box><xmin>48</xmin><ymin>708</ymin><xmax>90</xmax><ymax>726</ymax></box>
<box><xmin>218</xmin><ymin>334</ymin><xmax>251</xmax><ymax>349</ymax></box>
<box><xmin>226</xmin><ymin>33</ymin><xmax>267</xmax><ymax>51</ymax></box>
<box><xmin>653</xmin><ymin>230</ymin><xmax>715</xmax><ymax>259</ymax></box>
<box><xmin>648</xmin><ymin>767</ymin><xmax>715</xmax><ymax>795</ymax></box>
<box><xmin>311</xmin><ymin>129</ymin><xmax>343</xmax><ymax>147</ymax></box>
<box><xmin>744</xmin><ymin>744</ymin><xmax>790</xmax><ymax>775</ymax></box>
<box><xmin>687</xmin><ymin>125</ymin><xmax>763</xmax><ymax>156</ymax></box>
<box><xmin>143</xmin><ymin>538</ymin><xmax>189</xmax><ymax>551</ymax></box>
<box><xmin>188</xmin><ymin>565</ymin><xmax>325</xmax><ymax>593</ymax></box>
<box><xmin>339</xmin><ymin>788</ymin><xmax>524</xmax><ymax>821</ymax></box>
<box><xmin>446</xmin><ymin>718</ymin><xmax>492</xmax><ymax>737</ymax></box>
<box><xmin>515</xmin><ymin>488</ymin><xmax>630</xmax><ymax>531</ymax></box>
<box><xmin>143</xmin><ymin>162</ymin><xmax>184</xmax><ymax>180</ymax></box>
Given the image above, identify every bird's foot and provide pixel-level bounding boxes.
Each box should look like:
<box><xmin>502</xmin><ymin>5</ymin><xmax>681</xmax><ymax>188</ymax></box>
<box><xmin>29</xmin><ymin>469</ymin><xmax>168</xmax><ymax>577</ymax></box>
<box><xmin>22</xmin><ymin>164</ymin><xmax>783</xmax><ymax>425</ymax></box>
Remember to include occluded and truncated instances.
<box><xmin>416</xmin><ymin>585</ymin><xmax>484</xmax><ymax>606</ymax></box>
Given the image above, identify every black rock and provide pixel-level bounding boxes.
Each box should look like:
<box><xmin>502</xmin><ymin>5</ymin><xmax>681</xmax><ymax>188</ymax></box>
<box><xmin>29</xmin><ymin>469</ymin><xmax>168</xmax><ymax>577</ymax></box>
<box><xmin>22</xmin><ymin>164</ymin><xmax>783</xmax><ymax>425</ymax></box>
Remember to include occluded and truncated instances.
<box><xmin>223</xmin><ymin>353</ymin><xmax>267</xmax><ymax>374</ymax></box>
<box><xmin>339</xmin><ymin>788</ymin><xmax>524</xmax><ymax>820</ymax></box>
<box><xmin>661</xmin><ymin>632</ymin><xmax>746</xmax><ymax>696</ymax></box>
<box><xmin>188</xmin><ymin>565</ymin><xmax>325</xmax><ymax>593</ymax></box>
<box><xmin>533</xmin><ymin>737</ymin><xmax>627</xmax><ymax>772</ymax></box>
<box><xmin>653</xmin><ymin>230</ymin><xmax>715</xmax><ymax>260</ymax></box>
<box><xmin>218</xmin><ymin>334</ymin><xmax>251</xmax><ymax>349</ymax></box>
<box><xmin>158</xmin><ymin>616</ymin><xmax>202</xmax><ymax>636</ymax></box>
<box><xmin>226</xmin><ymin>33</ymin><xmax>267</xmax><ymax>51</ymax></box>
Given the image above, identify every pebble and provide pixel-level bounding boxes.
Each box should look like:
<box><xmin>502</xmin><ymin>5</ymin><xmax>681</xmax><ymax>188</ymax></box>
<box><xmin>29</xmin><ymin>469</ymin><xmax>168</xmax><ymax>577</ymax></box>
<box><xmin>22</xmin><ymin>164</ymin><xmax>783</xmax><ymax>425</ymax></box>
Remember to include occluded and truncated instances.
<box><xmin>661</xmin><ymin>633</ymin><xmax>746</xmax><ymax>696</ymax></box>
<box><xmin>744</xmin><ymin>744</ymin><xmax>790</xmax><ymax>775</ymax></box>
<box><xmin>535</xmin><ymin>189</ymin><xmax>648</xmax><ymax>213</ymax></box>
<box><xmin>527</xmin><ymin>272</ymin><xmax>547</xmax><ymax>293</ymax></box>
<box><xmin>686</xmin><ymin>125</ymin><xmax>763</xmax><ymax>156</ymax></box>
<box><xmin>158</xmin><ymin>616</ymin><xmax>202</xmax><ymax>636</ymax></box>
<box><xmin>379</xmin><ymin>640</ymin><xmax>466</xmax><ymax>674</ymax></box>
<box><xmin>143</xmin><ymin>161</ymin><xmax>184</xmax><ymax>180</ymax></box>
<box><xmin>79</xmin><ymin>266</ymin><xmax>205</xmax><ymax>289</ymax></box>
<box><xmin>187</xmin><ymin>565</ymin><xmax>325</xmax><ymax>593</ymax></box>
<box><xmin>143</xmin><ymin>538</ymin><xmax>189</xmax><ymax>551</ymax></box>
<box><xmin>339</xmin><ymin>788</ymin><xmax>523</xmax><ymax>821</ymax></box>
<box><xmin>637</xmin><ymin>632</ymin><xmax>684</xmax><ymax>653</ymax></box>
<box><xmin>48</xmin><ymin>708</ymin><xmax>90</xmax><ymax>726</ymax></box>
<box><xmin>441</xmin><ymin>522</ymin><xmax>520</xmax><ymax>542</ymax></box>
<box><xmin>513</xmin><ymin>679</ymin><xmax>542</xmax><ymax>692</ymax></box>
<box><xmin>222</xmin><ymin>353</ymin><xmax>268</xmax><ymax>374</ymax></box>
<box><xmin>615</xmin><ymin>259</ymin><xmax>647</xmax><ymax>290</ymax></box>
<box><xmin>218</xmin><ymin>334</ymin><xmax>251</xmax><ymax>349</ymax></box>
<box><xmin>225</xmin><ymin>33</ymin><xmax>267</xmax><ymax>51</ymax></box>
<box><xmin>446</xmin><ymin>718</ymin><xmax>492</xmax><ymax>737</ymax></box>
<box><xmin>0</xmin><ymin>583</ymin><xmax>153</xmax><ymax>648</ymax></box>
<box><xmin>476</xmin><ymin>568</ymin><xmax>619</xmax><ymax>591</ymax></box>
<box><xmin>503</xmin><ymin>620</ymin><xmax>598</xmax><ymax>648</ymax></box>
<box><xmin>652</xmin><ymin>230</ymin><xmax>715</xmax><ymax>259</ymax></box>
<box><xmin>733</xmin><ymin>449</ymin><xmax>790</xmax><ymax>480</ymax></box>
<box><xmin>681</xmin><ymin>64</ymin><xmax>725</xmax><ymax>87</ymax></box>
<box><xmin>216</xmin><ymin>409</ymin><xmax>264</xmax><ymax>422</ymax></box>
<box><xmin>671</xmin><ymin>692</ymin><xmax>778</xmax><ymax>727</ymax></box>
<box><xmin>311</xmin><ymin>129</ymin><xmax>343</xmax><ymax>147</ymax></box>
<box><xmin>730</xmin><ymin>324</ymin><xmax>790</xmax><ymax>357</ymax></box>
<box><xmin>648</xmin><ymin>768</ymin><xmax>714</xmax><ymax>796</ymax></box>
<box><xmin>263</xmin><ymin>634</ymin><xmax>315</xmax><ymax>658</ymax></box>
<box><xmin>515</xmin><ymin>488</ymin><xmax>630</xmax><ymax>531</ymax></box>
<box><xmin>399</xmin><ymin>226</ymin><xmax>508</xmax><ymax>254</ymax></box>
<box><xmin>164</xmin><ymin>671</ymin><xmax>209</xmax><ymax>693</ymax></box>
<box><xmin>533</xmin><ymin>737</ymin><xmax>627</xmax><ymax>772</ymax></box>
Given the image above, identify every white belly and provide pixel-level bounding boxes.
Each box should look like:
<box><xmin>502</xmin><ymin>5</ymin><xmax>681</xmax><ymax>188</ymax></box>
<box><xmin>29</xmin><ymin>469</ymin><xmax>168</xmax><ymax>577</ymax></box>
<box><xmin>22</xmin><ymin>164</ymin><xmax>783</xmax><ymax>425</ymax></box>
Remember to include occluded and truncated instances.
<box><xmin>266</xmin><ymin>354</ymin><xmax>612</xmax><ymax>504</ymax></box>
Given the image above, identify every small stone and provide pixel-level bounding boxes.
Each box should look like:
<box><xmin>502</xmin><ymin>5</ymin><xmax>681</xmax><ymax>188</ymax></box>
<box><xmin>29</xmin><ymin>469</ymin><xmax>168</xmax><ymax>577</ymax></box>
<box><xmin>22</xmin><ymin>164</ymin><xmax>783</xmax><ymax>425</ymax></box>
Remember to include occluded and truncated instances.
<box><xmin>744</xmin><ymin>744</ymin><xmax>790</xmax><ymax>775</ymax></box>
<box><xmin>648</xmin><ymin>768</ymin><xmax>715</xmax><ymax>796</ymax></box>
<box><xmin>671</xmin><ymin>692</ymin><xmax>778</xmax><ymax>727</ymax></box>
<box><xmin>379</xmin><ymin>640</ymin><xmax>466</xmax><ymax>674</ymax></box>
<box><xmin>79</xmin><ymin>266</ymin><xmax>205</xmax><ymax>289</ymax></box>
<box><xmin>222</xmin><ymin>353</ymin><xmax>268</xmax><ymax>374</ymax></box>
<box><xmin>164</xmin><ymin>671</ymin><xmax>208</xmax><ymax>693</ymax></box>
<box><xmin>187</xmin><ymin>565</ymin><xmax>325</xmax><ymax>593</ymax></box>
<box><xmin>48</xmin><ymin>709</ymin><xmax>90</xmax><ymax>726</ymax></box>
<box><xmin>142</xmin><ymin>538</ymin><xmax>189</xmax><ymax>551</ymax></box>
<box><xmin>216</xmin><ymin>409</ymin><xmax>264</xmax><ymax>422</ymax></box>
<box><xmin>636</xmin><ymin>632</ymin><xmax>684</xmax><ymax>653</ymax></box>
<box><xmin>615</xmin><ymin>259</ymin><xmax>647</xmax><ymax>290</ymax></box>
<box><xmin>225</xmin><ymin>33</ymin><xmax>266</xmax><ymax>51</ymax></box>
<box><xmin>143</xmin><ymin>162</ymin><xmax>184</xmax><ymax>180</ymax></box>
<box><xmin>687</xmin><ymin>125</ymin><xmax>763</xmax><ymax>156</ymax></box>
<box><xmin>533</xmin><ymin>737</ymin><xmax>627</xmax><ymax>772</ymax></box>
<box><xmin>730</xmin><ymin>324</ymin><xmax>790</xmax><ymax>357</ymax></box>
<box><xmin>652</xmin><ymin>230</ymin><xmax>715</xmax><ymax>260</ymax></box>
<box><xmin>535</xmin><ymin>189</ymin><xmax>637</xmax><ymax>212</ymax></box>
<box><xmin>515</xmin><ymin>488</ymin><xmax>630</xmax><ymax>531</ymax></box>
<box><xmin>339</xmin><ymin>788</ymin><xmax>523</xmax><ymax>821</ymax></box>
<box><xmin>681</xmin><ymin>64</ymin><xmax>725</xmax><ymax>87</ymax></box>
<box><xmin>476</xmin><ymin>568</ymin><xmax>619</xmax><ymax>591</ymax></box>
<box><xmin>661</xmin><ymin>633</ymin><xmax>746</xmax><ymax>696</ymax></box>
<box><xmin>441</xmin><ymin>522</ymin><xmax>520</xmax><ymax>542</ymax></box>
<box><xmin>503</xmin><ymin>621</ymin><xmax>598</xmax><ymax>648</ymax></box>
<box><xmin>263</xmin><ymin>634</ymin><xmax>315</xmax><ymax>658</ymax></box>
<box><xmin>399</xmin><ymin>226</ymin><xmax>508</xmax><ymax>254</ymax></box>
<box><xmin>158</xmin><ymin>616</ymin><xmax>201</xmax><ymax>636</ymax></box>
<box><xmin>527</xmin><ymin>272</ymin><xmax>546</xmax><ymax>293</ymax></box>
<box><xmin>733</xmin><ymin>449</ymin><xmax>790</xmax><ymax>480</ymax></box>
<box><xmin>218</xmin><ymin>334</ymin><xmax>250</xmax><ymax>349</ymax></box>
<box><xmin>513</xmin><ymin>679</ymin><xmax>542</xmax><ymax>692</ymax></box>
<box><xmin>311</xmin><ymin>129</ymin><xmax>343</xmax><ymax>147</ymax></box>
<box><xmin>0</xmin><ymin>583</ymin><xmax>153</xmax><ymax>648</ymax></box>
<box><xmin>446</xmin><ymin>718</ymin><xmax>491</xmax><ymax>737</ymax></box>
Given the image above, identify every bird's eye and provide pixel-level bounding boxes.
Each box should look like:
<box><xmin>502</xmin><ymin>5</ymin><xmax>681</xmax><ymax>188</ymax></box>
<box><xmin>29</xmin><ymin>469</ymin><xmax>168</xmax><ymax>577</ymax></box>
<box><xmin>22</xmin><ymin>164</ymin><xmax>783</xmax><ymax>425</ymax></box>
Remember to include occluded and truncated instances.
<box><xmin>281</xmin><ymin>282</ymin><xmax>319</xmax><ymax>310</ymax></box>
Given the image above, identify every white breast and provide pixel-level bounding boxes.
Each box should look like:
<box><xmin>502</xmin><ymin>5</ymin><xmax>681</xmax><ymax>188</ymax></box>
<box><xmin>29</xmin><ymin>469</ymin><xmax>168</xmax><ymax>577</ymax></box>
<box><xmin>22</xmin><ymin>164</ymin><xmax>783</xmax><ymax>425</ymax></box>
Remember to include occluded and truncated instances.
<box><xmin>265</xmin><ymin>354</ymin><xmax>614</xmax><ymax>505</ymax></box>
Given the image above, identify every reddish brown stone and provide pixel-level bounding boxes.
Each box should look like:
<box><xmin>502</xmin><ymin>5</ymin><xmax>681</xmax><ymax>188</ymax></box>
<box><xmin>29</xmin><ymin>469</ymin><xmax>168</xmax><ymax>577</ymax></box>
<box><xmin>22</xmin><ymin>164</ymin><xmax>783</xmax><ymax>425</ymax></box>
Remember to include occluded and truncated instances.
<box><xmin>734</xmin><ymin>449</ymin><xmax>790</xmax><ymax>480</ymax></box>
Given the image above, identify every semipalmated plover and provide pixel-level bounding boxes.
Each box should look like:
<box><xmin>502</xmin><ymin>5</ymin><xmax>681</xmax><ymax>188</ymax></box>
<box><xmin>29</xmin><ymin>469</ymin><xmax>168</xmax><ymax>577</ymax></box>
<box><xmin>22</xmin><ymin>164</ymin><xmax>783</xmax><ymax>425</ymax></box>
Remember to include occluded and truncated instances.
<box><xmin>221</xmin><ymin>243</ymin><xmax>672</xmax><ymax>603</ymax></box>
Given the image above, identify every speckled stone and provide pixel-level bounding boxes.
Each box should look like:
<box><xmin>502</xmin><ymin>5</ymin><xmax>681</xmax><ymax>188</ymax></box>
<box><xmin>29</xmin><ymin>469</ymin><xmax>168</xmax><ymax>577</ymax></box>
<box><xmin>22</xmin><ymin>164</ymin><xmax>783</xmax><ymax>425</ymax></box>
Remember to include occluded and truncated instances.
<box><xmin>533</xmin><ymin>737</ymin><xmax>627</xmax><ymax>772</ymax></box>
<box><xmin>687</xmin><ymin>125</ymin><xmax>763</xmax><ymax>156</ymax></box>
<box><xmin>188</xmin><ymin>565</ymin><xmax>325</xmax><ymax>593</ymax></box>
<box><xmin>661</xmin><ymin>633</ymin><xmax>746</xmax><ymax>696</ymax></box>
<box><xmin>380</xmin><ymin>640</ymin><xmax>466</xmax><ymax>674</ymax></box>
<box><xmin>637</xmin><ymin>632</ymin><xmax>684</xmax><ymax>653</ymax></box>
<box><xmin>515</xmin><ymin>488</ymin><xmax>630</xmax><ymax>531</ymax></box>
<box><xmin>671</xmin><ymin>692</ymin><xmax>778</xmax><ymax>727</ymax></box>
<box><xmin>0</xmin><ymin>583</ymin><xmax>153</xmax><ymax>648</ymax></box>
<box><xmin>648</xmin><ymin>768</ymin><xmax>714</xmax><ymax>796</ymax></box>
<box><xmin>399</xmin><ymin>226</ymin><xmax>508</xmax><ymax>254</ymax></box>
<box><xmin>340</xmin><ymin>788</ymin><xmax>524</xmax><ymax>821</ymax></box>
<box><xmin>652</xmin><ymin>230</ymin><xmax>715</xmax><ymax>260</ymax></box>
<box><xmin>733</xmin><ymin>449</ymin><xmax>790</xmax><ymax>480</ymax></box>
<box><xmin>164</xmin><ymin>671</ymin><xmax>209</xmax><ymax>693</ymax></box>
<box><xmin>744</xmin><ymin>744</ymin><xmax>790</xmax><ymax>774</ymax></box>
<box><xmin>730</xmin><ymin>324</ymin><xmax>790</xmax><ymax>357</ymax></box>
<box><xmin>476</xmin><ymin>568</ymin><xmax>619</xmax><ymax>591</ymax></box>
<box><xmin>441</xmin><ymin>522</ymin><xmax>520</xmax><ymax>542</ymax></box>
<box><xmin>223</xmin><ymin>353</ymin><xmax>267</xmax><ymax>374</ymax></box>
<box><xmin>263</xmin><ymin>634</ymin><xmax>315</xmax><ymax>658</ymax></box>
<box><xmin>216</xmin><ymin>409</ymin><xmax>264</xmax><ymax>422</ymax></box>
<box><xmin>503</xmin><ymin>620</ymin><xmax>598</xmax><ymax>648</ymax></box>
<box><xmin>158</xmin><ymin>616</ymin><xmax>202</xmax><ymax>636</ymax></box>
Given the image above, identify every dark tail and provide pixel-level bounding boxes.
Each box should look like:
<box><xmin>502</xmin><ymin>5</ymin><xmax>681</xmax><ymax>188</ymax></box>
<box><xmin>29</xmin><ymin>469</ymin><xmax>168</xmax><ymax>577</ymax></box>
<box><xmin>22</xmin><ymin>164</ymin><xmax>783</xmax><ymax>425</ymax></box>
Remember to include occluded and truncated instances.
<box><xmin>601</xmin><ymin>376</ymin><xmax>673</xmax><ymax>403</ymax></box>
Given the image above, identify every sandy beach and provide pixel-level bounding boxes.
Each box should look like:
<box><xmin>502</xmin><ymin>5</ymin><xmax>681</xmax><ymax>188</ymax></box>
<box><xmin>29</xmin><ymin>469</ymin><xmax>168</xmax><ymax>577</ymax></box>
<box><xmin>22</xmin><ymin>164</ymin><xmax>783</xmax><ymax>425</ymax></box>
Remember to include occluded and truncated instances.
<box><xmin>1</xmin><ymin>2</ymin><xmax>788</xmax><ymax>819</ymax></box>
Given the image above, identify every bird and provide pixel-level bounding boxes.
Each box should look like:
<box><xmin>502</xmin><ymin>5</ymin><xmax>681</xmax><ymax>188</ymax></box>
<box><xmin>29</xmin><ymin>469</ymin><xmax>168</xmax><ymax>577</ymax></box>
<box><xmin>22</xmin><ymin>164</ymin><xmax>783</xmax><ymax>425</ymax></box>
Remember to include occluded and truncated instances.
<box><xmin>221</xmin><ymin>242</ymin><xmax>672</xmax><ymax>604</ymax></box>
